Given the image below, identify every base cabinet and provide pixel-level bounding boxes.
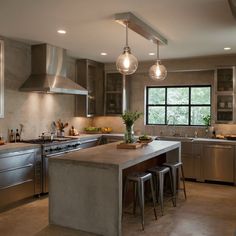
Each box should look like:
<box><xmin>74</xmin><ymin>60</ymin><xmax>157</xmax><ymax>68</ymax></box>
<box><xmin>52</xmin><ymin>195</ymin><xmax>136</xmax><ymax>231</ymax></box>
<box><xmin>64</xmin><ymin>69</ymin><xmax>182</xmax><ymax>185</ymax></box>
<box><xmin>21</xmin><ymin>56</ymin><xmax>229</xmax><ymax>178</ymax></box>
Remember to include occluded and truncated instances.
<box><xmin>0</xmin><ymin>148</ymin><xmax>41</xmax><ymax>210</ymax></box>
<box><xmin>181</xmin><ymin>141</ymin><xmax>194</xmax><ymax>179</ymax></box>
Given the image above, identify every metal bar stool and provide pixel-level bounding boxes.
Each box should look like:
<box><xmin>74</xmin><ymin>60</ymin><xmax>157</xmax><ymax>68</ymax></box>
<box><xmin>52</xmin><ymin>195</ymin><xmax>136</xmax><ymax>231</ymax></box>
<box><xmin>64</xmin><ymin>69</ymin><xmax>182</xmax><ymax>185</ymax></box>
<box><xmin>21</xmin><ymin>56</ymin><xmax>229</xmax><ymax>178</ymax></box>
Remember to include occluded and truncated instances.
<box><xmin>148</xmin><ymin>166</ymin><xmax>175</xmax><ymax>215</ymax></box>
<box><xmin>163</xmin><ymin>162</ymin><xmax>187</xmax><ymax>206</ymax></box>
<box><xmin>123</xmin><ymin>172</ymin><xmax>157</xmax><ymax>230</ymax></box>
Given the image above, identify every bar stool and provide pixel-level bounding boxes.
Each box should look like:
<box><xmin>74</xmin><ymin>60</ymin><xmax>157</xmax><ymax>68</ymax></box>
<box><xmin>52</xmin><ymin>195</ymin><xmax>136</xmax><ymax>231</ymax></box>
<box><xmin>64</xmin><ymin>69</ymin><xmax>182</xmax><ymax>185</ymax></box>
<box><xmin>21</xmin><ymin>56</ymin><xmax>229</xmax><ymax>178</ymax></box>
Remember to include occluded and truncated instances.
<box><xmin>148</xmin><ymin>166</ymin><xmax>175</xmax><ymax>215</ymax></box>
<box><xmin>163</xmin><ymin>162</ymin><xmax>187</xmax><ymax>206</ymax></box>
<box><xmin>123</xmin><ymin>172</ymin><xmax>157</xmax><ymax>230</ymax></box>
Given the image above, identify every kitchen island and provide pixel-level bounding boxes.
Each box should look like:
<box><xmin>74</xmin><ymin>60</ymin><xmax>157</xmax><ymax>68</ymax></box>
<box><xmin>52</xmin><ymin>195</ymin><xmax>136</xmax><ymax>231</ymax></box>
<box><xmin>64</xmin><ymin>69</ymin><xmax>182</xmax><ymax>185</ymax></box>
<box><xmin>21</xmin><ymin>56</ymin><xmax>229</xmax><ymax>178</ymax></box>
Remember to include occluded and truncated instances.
<box><xmin>49</xmin><ymin>140</ymin><xmax>181</xmax><ymax>236</ymax></box>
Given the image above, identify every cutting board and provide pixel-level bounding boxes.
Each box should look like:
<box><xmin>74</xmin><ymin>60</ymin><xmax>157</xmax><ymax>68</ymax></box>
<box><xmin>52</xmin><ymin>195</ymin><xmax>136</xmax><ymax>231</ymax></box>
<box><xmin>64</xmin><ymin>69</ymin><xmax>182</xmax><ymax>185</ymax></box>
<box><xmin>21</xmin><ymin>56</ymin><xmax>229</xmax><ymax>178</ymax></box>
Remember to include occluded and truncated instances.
<box><xmin>117</xmin><ymin>142</ymin><xmax>143</xmax><ymax>149</ymax></box>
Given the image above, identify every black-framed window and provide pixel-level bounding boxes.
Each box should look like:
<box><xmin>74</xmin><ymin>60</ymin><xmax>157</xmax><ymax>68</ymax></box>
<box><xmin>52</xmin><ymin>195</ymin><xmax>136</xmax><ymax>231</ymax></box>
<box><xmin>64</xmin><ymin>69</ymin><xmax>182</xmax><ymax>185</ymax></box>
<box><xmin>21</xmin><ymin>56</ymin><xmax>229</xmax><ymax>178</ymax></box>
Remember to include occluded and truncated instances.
<box><xmin>146</xmin><ymin>85</ymin><xmax>211</xmax><ymax>126</ymax></box>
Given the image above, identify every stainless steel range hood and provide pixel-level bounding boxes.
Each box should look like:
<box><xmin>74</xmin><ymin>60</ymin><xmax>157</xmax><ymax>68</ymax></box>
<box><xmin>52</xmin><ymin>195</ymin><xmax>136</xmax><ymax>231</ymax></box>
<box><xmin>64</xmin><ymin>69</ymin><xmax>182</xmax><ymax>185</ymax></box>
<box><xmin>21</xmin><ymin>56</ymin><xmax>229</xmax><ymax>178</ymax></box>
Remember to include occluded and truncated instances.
<box><xmin>20</xmin><ymin>44</ymin><xmax>88</xmax><ymax>95</ymax></box>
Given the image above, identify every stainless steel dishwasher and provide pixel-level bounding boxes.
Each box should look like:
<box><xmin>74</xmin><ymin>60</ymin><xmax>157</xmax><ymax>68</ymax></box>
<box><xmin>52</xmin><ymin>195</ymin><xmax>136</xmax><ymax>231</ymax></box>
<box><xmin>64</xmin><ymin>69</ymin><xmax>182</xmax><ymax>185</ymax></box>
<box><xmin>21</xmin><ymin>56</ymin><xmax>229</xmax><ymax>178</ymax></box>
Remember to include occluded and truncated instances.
<box><xmin>203</xmin><ymin>144</ymin><xmax>234</xmax><ymax>183</ymax></box>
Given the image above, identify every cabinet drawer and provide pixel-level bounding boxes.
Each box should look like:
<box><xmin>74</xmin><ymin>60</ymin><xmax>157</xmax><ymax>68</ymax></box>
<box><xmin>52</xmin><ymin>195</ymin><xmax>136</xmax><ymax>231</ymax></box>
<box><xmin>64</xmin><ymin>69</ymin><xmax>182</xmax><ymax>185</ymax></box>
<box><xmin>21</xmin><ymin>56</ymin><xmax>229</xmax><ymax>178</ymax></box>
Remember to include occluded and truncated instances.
<box><xmin>0</xmin><ymin>151</ymin><xmax>34</xmax><ymax>172</ymax></box>
<box><xmin>0</xmin><ymin>164</ymin><xmax>34</xmax><ymax>189</ymax></box>
<box><xmin>0</xmin><ymin>180</ymin><xmax>34</xmax><ymax>209</ymax></box>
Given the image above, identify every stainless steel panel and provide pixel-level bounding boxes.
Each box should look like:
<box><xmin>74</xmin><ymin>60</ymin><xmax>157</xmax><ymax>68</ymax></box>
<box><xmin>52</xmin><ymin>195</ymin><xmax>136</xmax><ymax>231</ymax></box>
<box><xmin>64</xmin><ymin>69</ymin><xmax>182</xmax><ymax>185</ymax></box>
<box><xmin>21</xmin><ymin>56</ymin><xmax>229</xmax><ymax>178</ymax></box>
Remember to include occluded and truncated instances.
<box><xmin>20</xmin><ymin>44</ymin><xmax>88</xmax><ymax>95</ymax></box>
<box><xmin>0</xmin><ymin>164</ymin><xmax>34</xmax><ymax>189</ymax></box>
<box><xmin>80</xmin><ymin>139</ymin><xmax>98</xmax><ymax>149</ymax></box>
<box><xmin>34</xmin><ymin>149</ymin><xmax>42</xmax><ymax>195</ymax></box>
<box><xmin>0</xmin><ymin>180</ymin><xmax>34</xmax><ymax>210</ymax></box>
<box><xmin>203</xmin><ymin>144</ymin><xmax>234</xmax><ymax>182</ymax></box>
<box><xmin>0</xmin><ymin>151</ymin><xmax>34</xmax><ymax>171</ymax></box>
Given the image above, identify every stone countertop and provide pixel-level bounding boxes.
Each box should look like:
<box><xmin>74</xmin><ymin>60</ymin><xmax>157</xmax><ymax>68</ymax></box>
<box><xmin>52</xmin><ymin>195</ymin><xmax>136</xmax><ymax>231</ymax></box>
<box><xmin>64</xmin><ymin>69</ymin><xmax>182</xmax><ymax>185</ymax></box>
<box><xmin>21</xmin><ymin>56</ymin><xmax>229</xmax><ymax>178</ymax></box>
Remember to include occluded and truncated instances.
<box><xmin>0</xmin><ymin>142</ymin><xmax>40</xmax><ymax>154</ymax></box>
<box><xmin>193</xmin><ymin>137</ymin><xmax>236</xmax><ymax>144</ymax></box>
<box><xmin>157</xmin><ymin>135</ymin><xmax>236</xmax><ymax>145</ymax></box>
<box><xmin>50</xmin><ymin>140</ymin><xmax>180</xmax><ymax>170</ymax></box>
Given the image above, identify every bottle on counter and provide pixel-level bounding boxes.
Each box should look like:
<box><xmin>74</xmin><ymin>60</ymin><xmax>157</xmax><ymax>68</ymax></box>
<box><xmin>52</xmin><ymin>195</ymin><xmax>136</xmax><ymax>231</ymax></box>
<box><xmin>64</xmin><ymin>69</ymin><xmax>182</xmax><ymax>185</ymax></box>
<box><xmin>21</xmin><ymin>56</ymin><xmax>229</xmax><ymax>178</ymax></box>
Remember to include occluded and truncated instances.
<box><xmin>9</xmin><ymin>129</ymin><xmax>15</xmax><ymax>143</ymax></box>
<box><xmin>16</xmin><ymin>129</ymin><xmax>20</xmax><ymax>142</ymax></box>
<box><xmin>69</xmin><ymin>126</ymin><xmax>75</xmax><ymax>136</ymax></box>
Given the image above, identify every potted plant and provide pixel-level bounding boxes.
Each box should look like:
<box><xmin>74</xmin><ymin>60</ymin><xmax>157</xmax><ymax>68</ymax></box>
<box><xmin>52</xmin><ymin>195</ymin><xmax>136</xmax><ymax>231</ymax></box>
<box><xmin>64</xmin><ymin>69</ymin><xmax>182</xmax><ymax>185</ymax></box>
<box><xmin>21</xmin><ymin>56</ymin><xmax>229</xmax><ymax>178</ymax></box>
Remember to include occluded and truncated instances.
<box><xmin>202</xmin><ymin>115</ymin><xmax>211</xmax><ymax>137</ymax></box>
<box><xmin>121</xmin><ymin>111</ymin><xmax>142</xmax><ymax>143</ymax></box>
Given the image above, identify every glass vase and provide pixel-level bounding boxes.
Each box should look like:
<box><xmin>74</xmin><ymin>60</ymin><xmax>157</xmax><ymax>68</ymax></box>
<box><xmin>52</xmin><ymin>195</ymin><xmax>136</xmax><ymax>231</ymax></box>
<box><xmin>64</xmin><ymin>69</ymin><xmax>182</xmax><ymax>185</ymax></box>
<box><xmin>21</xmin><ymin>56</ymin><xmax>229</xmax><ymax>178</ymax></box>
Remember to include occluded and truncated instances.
<box><xmin>124</xmin><ymin>124</ymin><xmax>135</xmax><ymax>143</ymax></box>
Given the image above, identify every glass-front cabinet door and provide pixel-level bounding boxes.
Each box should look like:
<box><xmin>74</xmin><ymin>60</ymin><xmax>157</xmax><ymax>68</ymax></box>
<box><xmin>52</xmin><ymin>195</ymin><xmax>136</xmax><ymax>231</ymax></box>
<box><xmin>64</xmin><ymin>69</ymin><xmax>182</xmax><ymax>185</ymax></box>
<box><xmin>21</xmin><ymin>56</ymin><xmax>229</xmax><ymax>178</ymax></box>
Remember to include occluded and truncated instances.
<box><xmin>215</xmin><ymin>67</ymin><xmax>235</xmax><ymax>123</ymax></box>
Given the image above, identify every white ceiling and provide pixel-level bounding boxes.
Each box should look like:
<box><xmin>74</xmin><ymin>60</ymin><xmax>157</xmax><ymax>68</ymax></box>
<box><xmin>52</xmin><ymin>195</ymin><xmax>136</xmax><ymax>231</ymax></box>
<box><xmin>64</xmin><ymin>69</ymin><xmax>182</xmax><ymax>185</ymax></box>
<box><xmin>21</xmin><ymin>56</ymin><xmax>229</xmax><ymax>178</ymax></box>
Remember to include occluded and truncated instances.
<box><xmin>0</xmin><ymin>0</ymin><xmax>235</xmax><ymax>62</ymax></box>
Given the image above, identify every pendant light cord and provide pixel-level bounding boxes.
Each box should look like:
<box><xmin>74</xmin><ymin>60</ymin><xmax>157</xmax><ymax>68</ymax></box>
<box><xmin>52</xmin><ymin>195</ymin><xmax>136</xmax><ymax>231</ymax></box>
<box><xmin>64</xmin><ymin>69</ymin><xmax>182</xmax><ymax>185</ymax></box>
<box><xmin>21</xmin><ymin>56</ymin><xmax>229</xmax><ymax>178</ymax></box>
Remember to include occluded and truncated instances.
<box><xmin>156</xmin><ymin>41</ymin><xmax>159</xmax><ymax>60</ymax></box>
<box><xmin>125</xmin><ymin>21</ymin><xmax>128</xmax><ymax>47</ymax></box>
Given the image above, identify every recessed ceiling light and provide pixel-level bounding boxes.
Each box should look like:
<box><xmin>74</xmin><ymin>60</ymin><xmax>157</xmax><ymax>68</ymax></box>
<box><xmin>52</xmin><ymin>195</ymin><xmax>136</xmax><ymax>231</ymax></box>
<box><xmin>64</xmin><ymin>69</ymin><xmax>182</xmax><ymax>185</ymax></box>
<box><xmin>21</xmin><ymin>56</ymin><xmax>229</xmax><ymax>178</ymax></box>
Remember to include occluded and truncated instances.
<box><xmin>57</xmin><ymin>29</ymin><xmax>66</xmax><ymax>34</ymax></box>
<box><xmin>224</xmin><ymin>47</ymin><xmax>231</xmax><ymax>51</ymax></box>
<box><xmin>100</xmin><ymin>52</ymin><xmax>107</xmax><ymax>56</ymax></box>
<box><xmin>149</xmin><ymin>52</ymin><xmax>155</xmax><ymax>56</ymax></box>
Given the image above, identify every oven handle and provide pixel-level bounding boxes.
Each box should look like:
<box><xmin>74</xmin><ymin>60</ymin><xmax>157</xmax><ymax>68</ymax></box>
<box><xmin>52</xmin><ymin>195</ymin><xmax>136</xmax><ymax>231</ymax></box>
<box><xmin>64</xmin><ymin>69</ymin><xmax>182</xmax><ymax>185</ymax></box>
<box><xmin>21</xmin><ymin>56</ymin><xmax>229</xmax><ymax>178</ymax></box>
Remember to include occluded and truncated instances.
<box><xmin>44</xmin><ymin>148</ymin><xmax>82</xmax><ymax>158</ymax></box>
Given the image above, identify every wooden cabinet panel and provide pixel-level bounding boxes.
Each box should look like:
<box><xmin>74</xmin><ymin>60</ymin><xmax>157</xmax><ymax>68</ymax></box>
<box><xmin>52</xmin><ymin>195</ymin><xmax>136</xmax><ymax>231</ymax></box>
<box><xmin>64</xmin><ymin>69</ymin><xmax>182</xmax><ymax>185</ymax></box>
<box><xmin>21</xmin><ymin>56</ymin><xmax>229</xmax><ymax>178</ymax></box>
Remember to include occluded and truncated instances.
<box><xmin>215</xmin><ymin>67</ymin><xmax>235</xmax><ymax>123</ymax></box>
<box><xmin>104</xmin><ymin>72</ymin><xmax>130</xmax><ymax>115</ymax></box>
<box><xmin>76</xmin><ymin>59</ymin><xmax>104</xmax><ymax>117</ymax></box>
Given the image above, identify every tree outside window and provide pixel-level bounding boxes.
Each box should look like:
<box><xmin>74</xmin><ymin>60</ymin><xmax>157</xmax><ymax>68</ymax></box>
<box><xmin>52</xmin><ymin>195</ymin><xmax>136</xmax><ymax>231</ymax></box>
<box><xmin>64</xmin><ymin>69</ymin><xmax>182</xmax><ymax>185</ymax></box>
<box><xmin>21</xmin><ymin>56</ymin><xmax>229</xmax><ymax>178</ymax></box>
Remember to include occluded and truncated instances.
<box><xmin>146</xmin><ymin>86</ymin><xmax>211</xmax><ymax>126</ymax></box>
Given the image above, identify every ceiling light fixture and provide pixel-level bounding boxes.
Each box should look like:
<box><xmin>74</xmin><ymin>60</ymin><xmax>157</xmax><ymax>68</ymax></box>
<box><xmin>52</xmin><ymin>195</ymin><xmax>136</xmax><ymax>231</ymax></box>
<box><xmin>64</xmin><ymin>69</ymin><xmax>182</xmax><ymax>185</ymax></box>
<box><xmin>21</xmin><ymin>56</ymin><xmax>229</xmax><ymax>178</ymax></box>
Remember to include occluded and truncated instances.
<box><xmin>57</xmin><ymin>29</ymin><xmax>66</xmax><ymax>34</ymax></box>
<box><xmin>101</xmin><ymin>52</ymin><xmax>107</xmax><ymax>56</ymax></box>
<box><xmin>224</xmin><ymin>47</ymin><xmax>231</xmax><ymax>50</ymax></box>
<box><xmin>149</xmin><ymin>41</ymin><xmax>167</xmax><ymax>81</ymax></box>
<box><xmin>116</xmin><ymin>21</ymin><xmax>138</xmax><ymax>75</ymax></box>
<box><xmin>115</xmin><ymin>12</ymin><xmax>168</xmax><ymax>78</ymax></box>
<box><xmin>149</xmin><ymin>52</ymin><xmax>155</xmax><ymax>56</ymax></box>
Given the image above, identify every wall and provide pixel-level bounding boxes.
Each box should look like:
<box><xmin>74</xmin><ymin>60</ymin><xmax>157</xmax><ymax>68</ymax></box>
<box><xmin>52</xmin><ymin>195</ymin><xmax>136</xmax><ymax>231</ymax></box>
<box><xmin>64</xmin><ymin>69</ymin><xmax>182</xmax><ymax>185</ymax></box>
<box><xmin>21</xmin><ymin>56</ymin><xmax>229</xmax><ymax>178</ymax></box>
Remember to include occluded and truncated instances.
<box><xmin>93</xmin><ymin>54</ymin><xmax>236</xmax><ymax>137</ymax></box>
<box><xmin>0</xmin><ymin>38</ymin><xmax>91</xmax><ymax>140</ymax></box>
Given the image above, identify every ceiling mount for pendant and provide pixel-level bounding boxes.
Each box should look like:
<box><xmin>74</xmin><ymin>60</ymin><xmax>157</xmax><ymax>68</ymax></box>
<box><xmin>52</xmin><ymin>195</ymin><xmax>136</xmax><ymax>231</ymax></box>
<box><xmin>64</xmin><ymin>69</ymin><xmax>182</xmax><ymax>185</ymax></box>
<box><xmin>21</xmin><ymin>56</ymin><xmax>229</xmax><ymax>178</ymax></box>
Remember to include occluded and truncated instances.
<box><xmin>115</xmin><ymin>12</ymin><xmax>168</xmax><ymax>45</ymax></box>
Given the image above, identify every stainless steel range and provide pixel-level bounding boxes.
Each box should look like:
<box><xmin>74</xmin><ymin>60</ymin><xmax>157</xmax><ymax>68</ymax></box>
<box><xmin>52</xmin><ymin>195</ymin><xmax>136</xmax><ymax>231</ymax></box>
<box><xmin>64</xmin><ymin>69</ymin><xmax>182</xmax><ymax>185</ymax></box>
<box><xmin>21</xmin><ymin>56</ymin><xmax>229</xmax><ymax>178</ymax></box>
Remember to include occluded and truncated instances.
<box><xmin>22</xmin><ymin>137</ymin><xmax>81</xmax><ymax>193</ymax></box>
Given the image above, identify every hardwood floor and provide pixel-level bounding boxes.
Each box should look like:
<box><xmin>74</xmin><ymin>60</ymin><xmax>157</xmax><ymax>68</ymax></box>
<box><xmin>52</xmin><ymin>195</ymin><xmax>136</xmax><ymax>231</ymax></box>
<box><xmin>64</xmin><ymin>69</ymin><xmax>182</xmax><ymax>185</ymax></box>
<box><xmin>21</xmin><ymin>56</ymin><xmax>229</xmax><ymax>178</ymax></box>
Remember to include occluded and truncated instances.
<box><xmin>0</xmin><ymin>181</ymin><xmax>235</xmax><ymax>236</ymax></box>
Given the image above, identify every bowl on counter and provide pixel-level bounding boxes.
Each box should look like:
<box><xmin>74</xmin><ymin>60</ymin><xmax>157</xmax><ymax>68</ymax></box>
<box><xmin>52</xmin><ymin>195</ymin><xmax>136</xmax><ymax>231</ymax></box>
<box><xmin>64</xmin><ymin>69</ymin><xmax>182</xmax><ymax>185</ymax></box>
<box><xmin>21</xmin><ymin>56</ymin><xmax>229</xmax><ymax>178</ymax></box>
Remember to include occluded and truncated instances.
<box><xmin>138</xmin><ymin>135</ymin><xmax>153</xmax><ymax>144</ymax></box>
<box><xmin>101</xmin><ymin>127</ymin><xmax>112</xmax><ymax>134</ymax></box>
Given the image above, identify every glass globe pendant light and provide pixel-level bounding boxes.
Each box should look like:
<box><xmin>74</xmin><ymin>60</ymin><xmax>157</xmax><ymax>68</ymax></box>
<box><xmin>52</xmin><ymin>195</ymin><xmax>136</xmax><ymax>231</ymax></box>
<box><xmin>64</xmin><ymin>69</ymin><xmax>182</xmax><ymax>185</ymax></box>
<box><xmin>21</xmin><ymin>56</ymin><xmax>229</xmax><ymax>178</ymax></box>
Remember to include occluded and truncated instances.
<box><xmin>149</xmin><ymin>41</ymin><xmax>167</xmax><ymax>80</ymax></box>
<box><xmin>116</xmin><ymin>21</ymin><xmax>138</xmax><ymax>75</ymax></box>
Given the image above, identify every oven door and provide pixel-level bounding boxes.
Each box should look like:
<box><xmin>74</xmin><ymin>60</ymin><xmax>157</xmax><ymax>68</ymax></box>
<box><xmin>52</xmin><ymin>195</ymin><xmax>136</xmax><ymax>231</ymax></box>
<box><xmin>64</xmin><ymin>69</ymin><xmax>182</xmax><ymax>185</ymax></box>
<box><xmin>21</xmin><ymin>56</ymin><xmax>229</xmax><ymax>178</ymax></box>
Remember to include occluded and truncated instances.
<box><xmin>43</xmin><ymin>148</ymin><xmax>81</xmax><ymax>193</ymax></box>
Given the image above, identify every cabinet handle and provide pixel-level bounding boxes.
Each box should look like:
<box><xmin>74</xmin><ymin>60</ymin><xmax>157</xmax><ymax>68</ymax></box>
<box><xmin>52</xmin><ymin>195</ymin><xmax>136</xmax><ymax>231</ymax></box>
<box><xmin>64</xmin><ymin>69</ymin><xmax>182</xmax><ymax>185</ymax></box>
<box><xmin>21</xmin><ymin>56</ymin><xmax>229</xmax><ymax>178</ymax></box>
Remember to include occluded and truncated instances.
<box><xmin>205</xmin><ymin>145</ymin><xmax>232</xmax><ymax>149</ymax></box>
<box><xmin>0</xmin><ymin>179</ymin><xmax>33</xmax><ymax>190</ymax></box>
<box><xmin>0</xmin><ymin>163</ymin><xmax>33</xmax><ymax>173</ymax></box>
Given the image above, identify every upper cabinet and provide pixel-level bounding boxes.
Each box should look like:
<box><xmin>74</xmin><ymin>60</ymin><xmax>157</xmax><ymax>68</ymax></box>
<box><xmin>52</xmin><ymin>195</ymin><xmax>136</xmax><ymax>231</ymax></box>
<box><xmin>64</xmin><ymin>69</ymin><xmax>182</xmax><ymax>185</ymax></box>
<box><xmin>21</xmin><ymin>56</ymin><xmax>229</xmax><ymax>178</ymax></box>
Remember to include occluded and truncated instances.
<box><xmin>215</xmin><ymin>67</ymin><xmax>235</xmax><ymax>123</ymax></box>
<box><xmin>104</xmin><ymin>72</ymin><xmax>130</xmax><ymax>115</ymax></box>
<box><xmin>75</xmin><ymin>59</ymin><xmax>104</xmax><ymax>117</ymax></box>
